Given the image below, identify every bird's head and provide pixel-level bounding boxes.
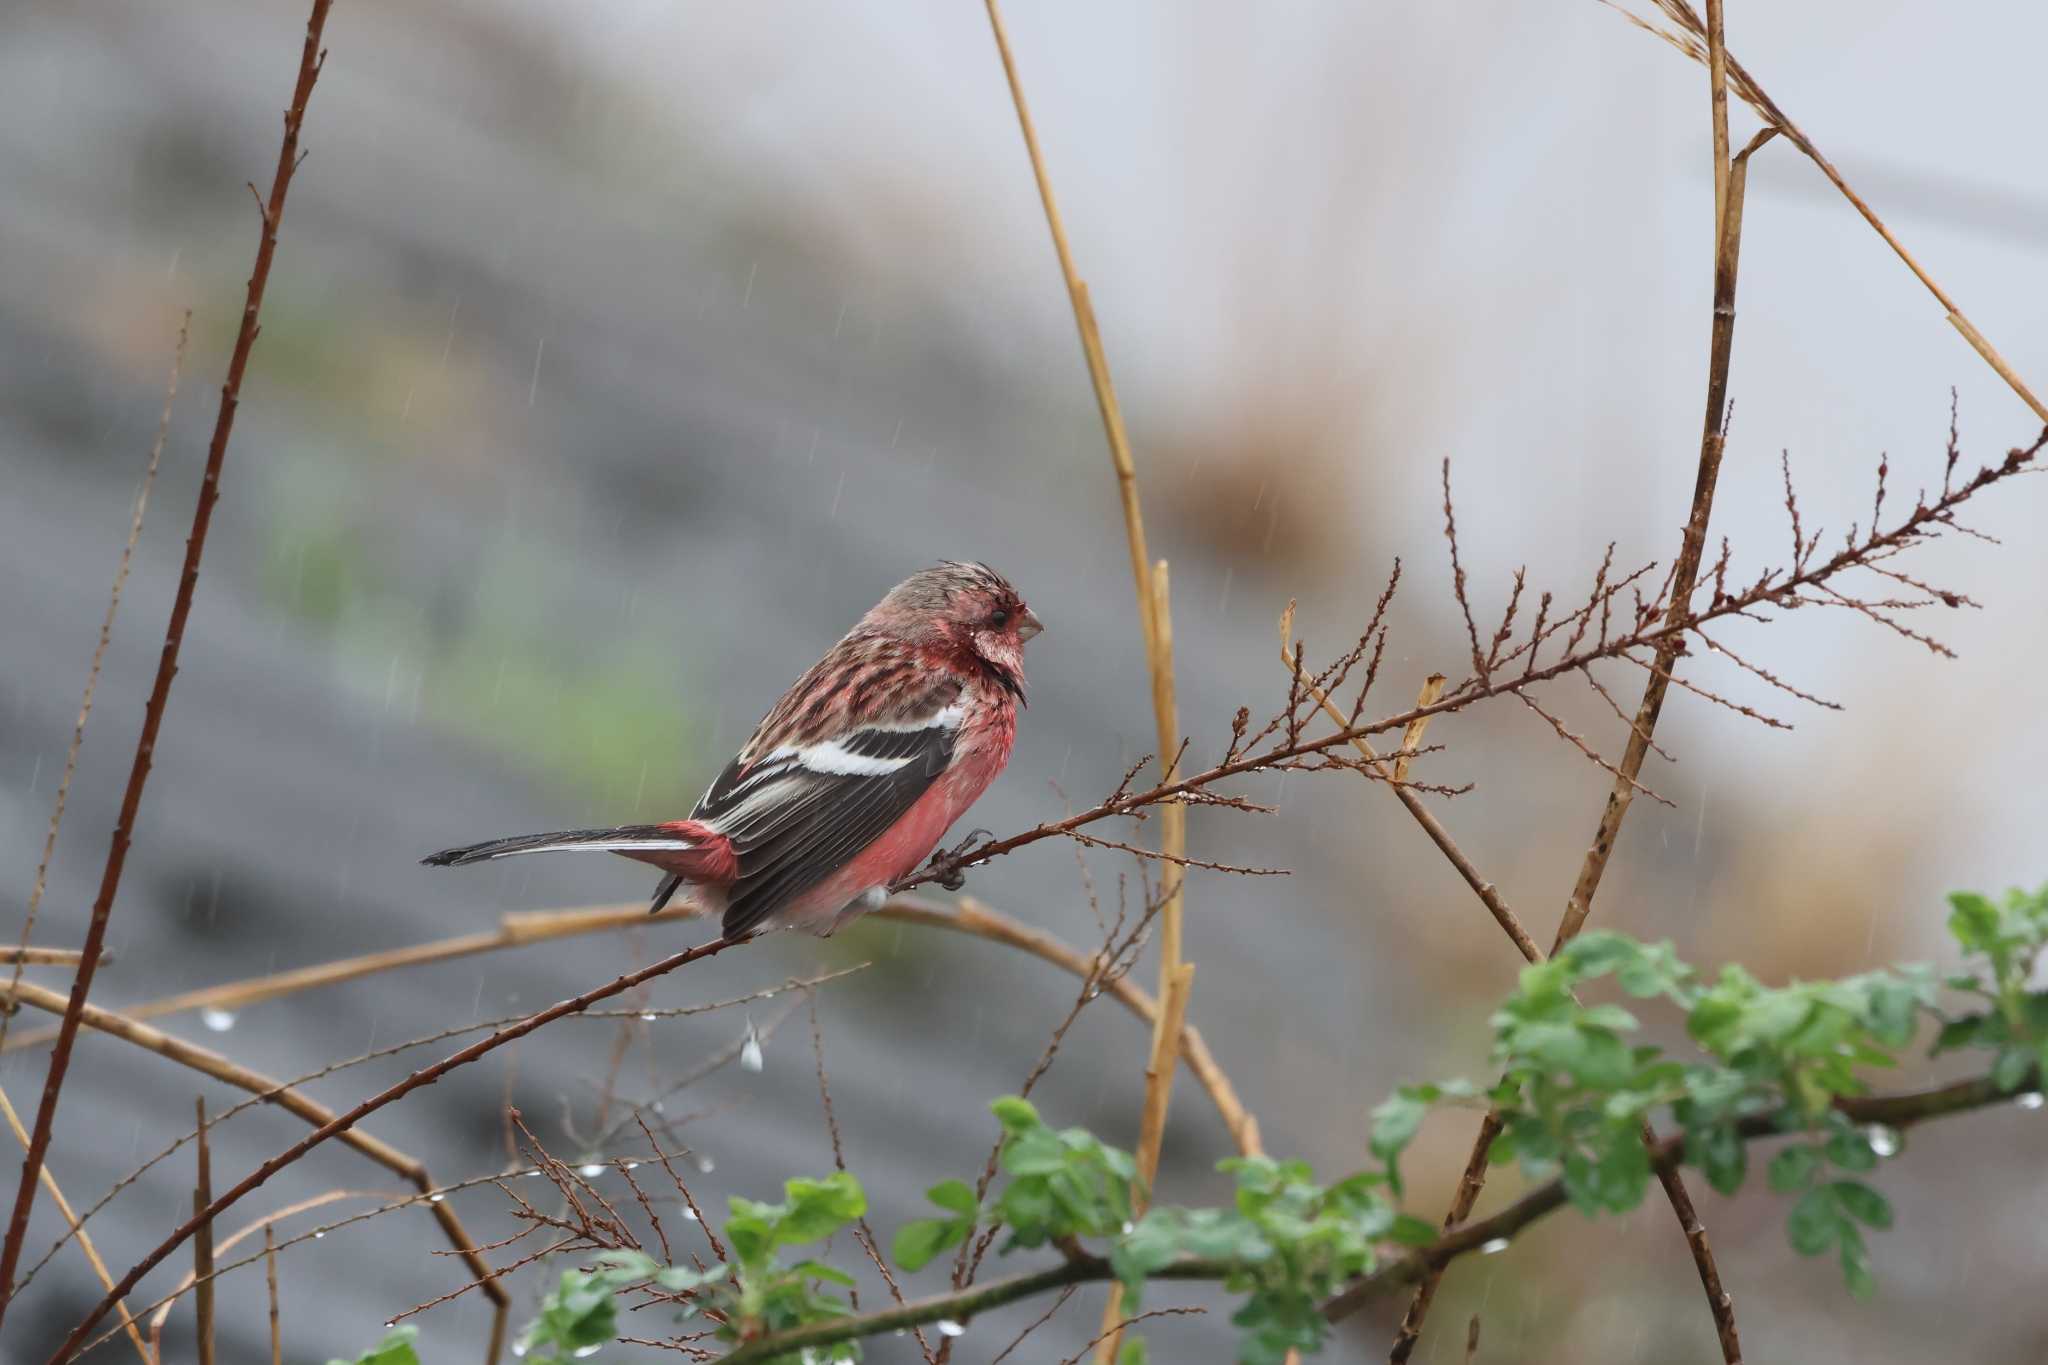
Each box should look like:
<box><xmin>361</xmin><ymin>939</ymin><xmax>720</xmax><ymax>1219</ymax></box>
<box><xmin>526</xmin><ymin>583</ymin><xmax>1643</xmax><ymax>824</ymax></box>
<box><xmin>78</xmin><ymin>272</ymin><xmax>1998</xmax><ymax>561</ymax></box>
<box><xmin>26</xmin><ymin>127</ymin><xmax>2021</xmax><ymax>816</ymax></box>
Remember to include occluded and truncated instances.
<box><xmin>870</xmin><ymin>561</ymin><xmax>1042</xmax><ymax>696</ymax></box>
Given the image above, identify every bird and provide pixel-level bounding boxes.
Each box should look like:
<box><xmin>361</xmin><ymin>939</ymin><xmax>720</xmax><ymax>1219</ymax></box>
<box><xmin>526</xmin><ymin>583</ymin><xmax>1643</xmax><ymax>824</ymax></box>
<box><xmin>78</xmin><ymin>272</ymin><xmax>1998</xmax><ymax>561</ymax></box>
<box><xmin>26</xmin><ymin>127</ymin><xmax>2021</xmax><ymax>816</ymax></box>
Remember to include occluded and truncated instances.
<box><xmin>423</xmin><ymin>562</ymin><xmax>1041</xmax><ymax>940</ymax></box>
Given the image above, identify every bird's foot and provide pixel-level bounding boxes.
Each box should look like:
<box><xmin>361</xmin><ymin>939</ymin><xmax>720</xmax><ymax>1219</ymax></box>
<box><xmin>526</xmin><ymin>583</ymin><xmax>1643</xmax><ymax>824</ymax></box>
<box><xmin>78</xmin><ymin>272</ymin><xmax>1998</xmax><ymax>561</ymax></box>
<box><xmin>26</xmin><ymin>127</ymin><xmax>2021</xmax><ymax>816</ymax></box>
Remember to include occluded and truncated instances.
<box><xmin>922</xmin><ymin>828</ymin><xmax>993</xmax><ymax>892</ymax></box>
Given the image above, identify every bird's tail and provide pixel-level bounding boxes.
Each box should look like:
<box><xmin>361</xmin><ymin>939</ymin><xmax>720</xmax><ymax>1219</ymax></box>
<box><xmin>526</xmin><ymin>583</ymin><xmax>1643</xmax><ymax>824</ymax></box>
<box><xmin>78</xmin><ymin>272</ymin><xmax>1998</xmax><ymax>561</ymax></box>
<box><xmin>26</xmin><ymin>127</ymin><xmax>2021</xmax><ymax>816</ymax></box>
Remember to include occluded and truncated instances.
<box><xmin>423</xmin><ymin>821</ymin><xmax>739</xmax><ymax>909</ymax></box>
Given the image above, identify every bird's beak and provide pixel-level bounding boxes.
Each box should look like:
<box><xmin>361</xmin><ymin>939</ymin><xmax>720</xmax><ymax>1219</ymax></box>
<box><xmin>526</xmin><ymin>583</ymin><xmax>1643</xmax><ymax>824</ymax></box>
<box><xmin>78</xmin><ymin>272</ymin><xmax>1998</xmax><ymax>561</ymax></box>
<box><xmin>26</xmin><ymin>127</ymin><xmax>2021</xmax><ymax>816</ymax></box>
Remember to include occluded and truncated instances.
<box><xmin>1017</xmin><ymin>607</ymin><xmax>1044</xmax><ymax>641</ymax></box>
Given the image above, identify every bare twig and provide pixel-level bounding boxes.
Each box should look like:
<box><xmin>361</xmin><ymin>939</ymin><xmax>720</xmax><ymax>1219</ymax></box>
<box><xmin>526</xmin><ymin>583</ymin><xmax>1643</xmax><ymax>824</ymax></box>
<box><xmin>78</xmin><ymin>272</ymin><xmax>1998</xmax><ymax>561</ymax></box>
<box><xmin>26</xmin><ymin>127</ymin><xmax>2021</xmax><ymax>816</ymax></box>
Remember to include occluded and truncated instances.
<box><xmin>1397</xmin><ymin>97</ymin><xmax>1771</xmax><ymax>1365</ymax></box>
<box><xmin>1552</xmin><ymin>122</ymin><xmax>1771</xmax><ymax>954</ymax></box>
<box><xmin>193</xmin><ymin>1100</ymin><xmax>216</xmax><ymax>1365</ymax></box>
<box><xmin>807</xmin><ymin>997</ymin><xmax>935</xmax><ymax>1362</ymax></box>
<box><xmin>1280</xmin><ymin>630</ymin><xmax>1545</xmax><ymax>967</ymax></box>
<box><xmin>0</xmin><ymin>1084</ymin><xmax>150</xmax><ymax>1363</ymax></box>
<box><xmin>0</xmin><ymin>2</ymin><xmax>336</xmax><ymax>1313</ymax></box>
<box><xmin>265</xmin><ymin>1226</ymin><xmax>281</xmax><ymax>1365</ymax></box>
<box><xmin>0</xmin><ymin>975</ymin><xmax>505</xmax><ymax>1317</ymax></box>
<box><xmin>47</xmin><ymin>932</ymin><xmax>748</xmax><ymax>1365</ymax></box>
<box><xmin>1614</xmin><ymin>0</ymin><xmax>2047</xmax><ymax>421</ymax></box>
<box><xmin>0</xmin><ymin>313</ymin><xmax>186</xmax><ymax>1055</ymax></box>
<box><xmin>895</xmin><ymin>422</ymin><xmax>2048</xmax><ymax>898</ymax></box>
<box><xmin>976</xmin><ymin>9</ymin><xmax>1195</xmax><ymax>1355</ymax></box>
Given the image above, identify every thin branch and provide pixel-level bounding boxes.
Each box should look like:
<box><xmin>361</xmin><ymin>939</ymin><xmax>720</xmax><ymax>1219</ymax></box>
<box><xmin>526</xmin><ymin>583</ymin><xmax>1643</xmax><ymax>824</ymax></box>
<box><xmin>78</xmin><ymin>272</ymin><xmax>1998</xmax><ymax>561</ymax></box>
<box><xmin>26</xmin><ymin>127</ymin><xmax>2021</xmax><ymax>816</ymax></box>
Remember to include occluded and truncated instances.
<box><xmin>0</xmin><ymin>976</ymin><xmax>506</xmax><ymax>1315</ymax></box>
<box><xmin>1618</xmin><ymin>0</ymin><xmax>2048</xmax><ymax>421</ymax></box>
<box><xmin>0</xmin><ymin>312</ymin><xmax>186</xmax><ymax>1054</ymax></box>
<box><xmin>1280</xmin><ymin>633</ymin><xmax>1545</xmax><ymax>967</ymax></box>
<box><xmin>976</xmin><ymin>10</ymin><xmax>1194</xmax><ymax>1357</ymax></box>
<box><xmin>0</xmin><ymin>1</ymin><xmax>336</xmax><ymax>1314</ymax></box>
<box><xmin>47</xmin><ymin>932</ymin><xmax>749</xmax><ymax>1365</ymax></box>
<box><xmin>192</xmin><ymin>1100</ymin><xmax>216</xmax><ymax>1365</ymax></box>
<box><xmin>1553</xmin><ymin>122</ymin><xmax>1771</xmax><ymax>953</ymax></box>
<box><xmin>0</xmin><ymin>1084</ymin><xmax>151</xmax><ymax>1363</ymax></box>
<box><xmin>6</xmin><ymin>902</ymin><xmax>657</xmax><ymax>1047</ymax></box>
<box><xmin>1398</xmin><ymin>109</ymin><xmax>1772</xmax><ymax>1365</ymax></box>
<box><xmin>265</xmin><ymin>1226</ymin><xmax>281</xmax><ymax>1365</ymax></box>
<box><xmin>896</xmin><ymin>424</ymin><xmax>2048</xmax><ymax>897</ymax></box>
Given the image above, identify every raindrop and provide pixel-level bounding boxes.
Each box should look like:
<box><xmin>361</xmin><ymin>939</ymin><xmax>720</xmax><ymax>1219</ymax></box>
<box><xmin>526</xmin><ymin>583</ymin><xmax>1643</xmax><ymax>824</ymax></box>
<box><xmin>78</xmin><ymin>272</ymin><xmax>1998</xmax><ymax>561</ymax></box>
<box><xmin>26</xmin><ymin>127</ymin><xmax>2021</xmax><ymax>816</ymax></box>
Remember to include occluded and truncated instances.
<box><xmin>936</xmin><ymin>1320</ymin><xmax>966</xmax><ymax>1338</ymax></box>
<box><xmin>572</xmin><ymin>1347</ymin><xmax>602</xmax><ymax>1359</ymax></box>
<box><xmin>2018</xmin><ymin>1091</ymin><xmax>2045</xmax><ymax>1111</ymax></box>
<box><xmin>1120</xmin><ymin>1221</ymin><xmax>1134</xmax><ymax>1235</ymax></box>
<box><xmin>1479</xmin><ymin>1237</ymin><xmax>1511</xmax><ymax>1255</ymax></box>
<box><xmin>624</xmin><ymin>1162</ymin><xmax>640</xmax><ymax>1172</ymax></box>
<box><xmin>201</xmin><ymin>1008</ymin><xmax>237</xmax><ymax>1033</ymax></box>
<box><xmin>697</xmin><ymin>1154</ymin><xmax>717</xmax><ymax>1174</ymax></box>
<box><xmin>640</xmin><ymin>1012</ymin><xmax>658</xmax><ymax>1022</ymax></box>
<box><xmin>741</xmin><ymin>1017</ymin><xmax>764</xmax><ymax>1073</ymax></box>
<box><xmin>511</xmin><ymin>1342</ymin><xmax>527</xmax><ymax>1359</ymax></box>
<box><xmin>1866</xmin><ymin>1124</ymin><xmax>1900</xmax><ymax>1157</ymax></box>
<box><xmin>684</xmin><ymin>1208</ymin><xmax>700</xmax><ymax>1222</ymax></box>
<box><xmin>580</xmin><ymin>1163</ymin><xmax>605</xmax><ymax>1178</ymax></box>
<box><xmin>313</xmin><ymin>1231</ymin><xmax>325</xmax><ymax>1239</ymax></box>
<box><xmin>428</xmin><ymin>1193</ymin><xmax>445</xmax><ymax>1204</ymax></box>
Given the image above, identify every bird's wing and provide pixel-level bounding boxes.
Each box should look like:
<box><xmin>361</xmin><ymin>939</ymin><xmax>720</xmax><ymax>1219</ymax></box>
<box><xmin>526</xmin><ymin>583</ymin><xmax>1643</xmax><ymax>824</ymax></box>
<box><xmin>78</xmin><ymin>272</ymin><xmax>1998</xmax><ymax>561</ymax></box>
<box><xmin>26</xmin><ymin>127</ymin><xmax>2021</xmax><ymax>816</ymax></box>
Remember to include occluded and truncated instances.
<box><xmin>695</xmin><ymin>689</ymin><xmax>965</xmax><ymax>938</ymax></box>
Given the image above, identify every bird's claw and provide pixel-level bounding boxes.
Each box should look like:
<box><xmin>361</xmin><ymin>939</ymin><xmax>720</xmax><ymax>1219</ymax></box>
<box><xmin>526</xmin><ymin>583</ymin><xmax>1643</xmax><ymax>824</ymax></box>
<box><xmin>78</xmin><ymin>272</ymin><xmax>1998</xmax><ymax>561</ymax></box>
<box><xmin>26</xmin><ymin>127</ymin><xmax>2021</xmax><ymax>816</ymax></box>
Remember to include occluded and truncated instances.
<box><xmin>925</xmin><ymin>828</ymin><xmax>993</xmax><ymax>892</ymax></box>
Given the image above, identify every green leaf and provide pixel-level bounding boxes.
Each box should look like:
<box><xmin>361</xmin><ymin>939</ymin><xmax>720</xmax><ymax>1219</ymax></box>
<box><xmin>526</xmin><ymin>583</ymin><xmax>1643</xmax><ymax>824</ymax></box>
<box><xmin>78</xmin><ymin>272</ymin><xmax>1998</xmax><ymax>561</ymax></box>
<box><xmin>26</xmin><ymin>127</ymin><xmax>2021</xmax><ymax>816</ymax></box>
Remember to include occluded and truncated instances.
<box><xmin>925</xmin><ymin>1179</ymin><xmax>978</xmax><ymax>1216</ymax></box>
<box><xmin>1830</xmin><ymin>1180</ymin><xmax>1893</xmax><ymax>1230</ymax></box>
<box><xmin>1947</xmin><ymin>891</ymin><xmax>2001</xmax><ymax>952</ymax></box>
<box><xmin>1786</xmin><ymin>1187</ymin><xmax>1841</xmax><ymax>1256</ymax></box>
<box><xmin>777</xmin><ymin>1173</ymin><xmax>867</xmax><ymax>1245</ymax></box>
<box><xmin>1838</xmin><ymin>1223</ymin><xmax>1876</xmax><ymax>1298</ymax></box>
<box><xmin>1824</xmin><ymin>1128</ymin><xmax>1878</xmax><ymax>1173</ymax></box>
<box><xmin>1117</xmin><ymin>1338</ymin><xmax>1149</xmax><ymax>1365</ymax></box>
<box><xmin>327</xmin><ymin>1327</ymin><xmax>420</xmax><ymax>1365</ymax></box>
<box><xmin>1578</xmin><ymin>1003</ymin><xmax>1641</xmax><ymax>1033</ymax></box>
<box><xmin>1688</xmin><ymin>1123</ymin><xmax>1747</xmax><ymax>1196</ymax></box>
<box><xmin>1768</xmin><ymin>1145</ymin><xmax>1822</xmax><ymax>1194</ymax></box>
<box><xmin>788</xmin><ymin>1258</ymin><xmax>859</xmax><ymax>1287</ymax></box>
<box><xmin>1993</xmin><ymin>1044</ymin><xmax>2035</xmax><ymax>1093</ymax></box>
<box><xmin>1369</xmin><ymin>1093</ymin><xmax>1427</xmax><ymax>1195</ymax></box>
<box><xmin>1000</xmin><ymin>1130</ymin><xmax>1070</xmax><ymax>1176</ymax></box>
<box><xmin>990</xmin><ymin>1095</ymin><xmax>1042</xmax><ymax>1134</ymax></box>
<box><xmin>1387</xmin><ymin>1214</ymin><xmax>1440</xmax><ymax>1247</ymax></box>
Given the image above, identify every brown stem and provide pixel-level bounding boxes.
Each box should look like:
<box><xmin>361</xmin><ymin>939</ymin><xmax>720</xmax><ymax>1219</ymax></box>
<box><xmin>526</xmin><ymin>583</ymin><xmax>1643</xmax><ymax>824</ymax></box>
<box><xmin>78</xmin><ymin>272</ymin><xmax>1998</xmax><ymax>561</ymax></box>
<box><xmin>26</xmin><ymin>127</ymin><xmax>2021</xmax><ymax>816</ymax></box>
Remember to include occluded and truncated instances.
<box><xmin>1634</xmin><ymin>1</ymin><xmax>2048</xmax><ymax>422</ymax></box>
<box><xmin>0</xmin><ymin>1085</ymin><xmax>150</xmax><ymax>1363</ymax></box>
<box><xmin>0</xmin><ymin>0</ymin><xmax>335</xmax><ymax>1316</ymax></box>
<box><xmin>977</xmin><ymin>7</ymin><xmax>1192</xmax><ymax>1355</ymax></box>
<box><xmin>1395</xmin><ymin>116</ymin><xmax>1775</xmax><ymax>1365</ymax></box>
<box><xmin>0</xmin><ymin>977</ymin><xmax>507</xmax><ymax>1316</ymax></box>
<box><xmin>265</xmin><ymin>1226</ymin><xmax>280</xmax><ymax>1365</ymax></box>
<box><xmin>46</xmin><ymin>932</ymin><xmax>748</xmax><ymax>1365</ymax></box>
<box><xmin>192</xmin><ymin>1100</ymin><xmax>215</xmax><ymax>1365</ymax></box>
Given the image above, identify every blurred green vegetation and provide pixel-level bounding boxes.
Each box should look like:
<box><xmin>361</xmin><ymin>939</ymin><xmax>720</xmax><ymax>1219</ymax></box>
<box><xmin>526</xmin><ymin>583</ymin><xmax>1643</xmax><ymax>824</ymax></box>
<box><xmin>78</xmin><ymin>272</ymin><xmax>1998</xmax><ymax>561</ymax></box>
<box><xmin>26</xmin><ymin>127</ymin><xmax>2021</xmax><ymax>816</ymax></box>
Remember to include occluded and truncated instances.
<box><xmin>262</xmin><ymin>456</ymin><xmax>696</xmax><ymax>811</ymax></box>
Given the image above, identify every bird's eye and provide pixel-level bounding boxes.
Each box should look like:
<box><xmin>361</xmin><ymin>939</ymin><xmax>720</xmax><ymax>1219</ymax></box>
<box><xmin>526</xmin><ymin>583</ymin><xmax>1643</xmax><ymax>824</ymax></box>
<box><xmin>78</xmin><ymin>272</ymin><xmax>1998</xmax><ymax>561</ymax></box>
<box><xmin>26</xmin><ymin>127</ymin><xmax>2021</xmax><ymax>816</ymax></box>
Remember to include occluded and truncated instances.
<box><xmin>989</xmin><ymin>609</ymin><xmax>1010</xmax><ymax>628</ymax></box>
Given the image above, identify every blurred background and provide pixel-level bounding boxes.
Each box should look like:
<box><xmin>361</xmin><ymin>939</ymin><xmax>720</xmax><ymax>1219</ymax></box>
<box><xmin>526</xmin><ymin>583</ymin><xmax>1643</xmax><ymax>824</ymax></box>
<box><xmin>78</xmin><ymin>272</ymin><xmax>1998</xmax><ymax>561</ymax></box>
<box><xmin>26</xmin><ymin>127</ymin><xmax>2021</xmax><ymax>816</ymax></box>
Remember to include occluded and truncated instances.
<box><xmin>3</xmin><ymin>0</ymin><xmax>2045</xmax><ymax>1360</ymax></box>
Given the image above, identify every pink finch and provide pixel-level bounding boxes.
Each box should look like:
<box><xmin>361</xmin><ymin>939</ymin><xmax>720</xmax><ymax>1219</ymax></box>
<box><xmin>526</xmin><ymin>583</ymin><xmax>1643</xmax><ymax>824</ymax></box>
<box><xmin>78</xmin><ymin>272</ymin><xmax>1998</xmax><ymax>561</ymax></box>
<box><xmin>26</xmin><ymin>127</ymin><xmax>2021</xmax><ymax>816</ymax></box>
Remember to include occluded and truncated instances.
<box><xmin>425</xmin><ymin>562</ymin><xmax>1041</xmax><ymax>938</ymax></box>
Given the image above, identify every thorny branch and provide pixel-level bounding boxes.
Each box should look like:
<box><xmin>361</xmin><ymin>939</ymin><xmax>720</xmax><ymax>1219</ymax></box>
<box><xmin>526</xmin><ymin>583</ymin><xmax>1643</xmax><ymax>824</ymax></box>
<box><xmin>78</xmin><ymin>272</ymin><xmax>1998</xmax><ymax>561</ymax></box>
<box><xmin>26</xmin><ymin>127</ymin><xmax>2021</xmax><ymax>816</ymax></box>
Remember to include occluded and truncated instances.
<box><xmin>906</xmin><ymin>426</ymin><xmax>2047</xmax><ymax>899</ymax></box>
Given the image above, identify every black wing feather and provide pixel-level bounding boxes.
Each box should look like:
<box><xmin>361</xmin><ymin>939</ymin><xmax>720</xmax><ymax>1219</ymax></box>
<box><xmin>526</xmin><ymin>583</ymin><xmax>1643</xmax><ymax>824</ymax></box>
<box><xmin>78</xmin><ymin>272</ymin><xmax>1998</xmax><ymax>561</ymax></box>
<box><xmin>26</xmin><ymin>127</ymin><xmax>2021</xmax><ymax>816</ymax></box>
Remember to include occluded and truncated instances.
<box><xmin>700</xmin><ymin>722</ymin><xmax>957</xmax><ymax>938</ymax></box>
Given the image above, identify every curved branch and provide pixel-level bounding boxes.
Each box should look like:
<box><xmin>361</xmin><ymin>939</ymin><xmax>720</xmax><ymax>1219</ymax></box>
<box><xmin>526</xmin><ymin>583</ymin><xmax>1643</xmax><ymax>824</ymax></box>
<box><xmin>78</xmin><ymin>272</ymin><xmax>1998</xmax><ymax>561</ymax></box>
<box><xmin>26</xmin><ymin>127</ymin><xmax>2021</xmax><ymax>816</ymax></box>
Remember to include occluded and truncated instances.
<box><xmin>0</xmin><ymin>978</ymin><xmax>507</xmax><ymax>1317</ymax></box>
<box><xmin>47</xmin><ymin>933</ymin><xmax>750</xmax><ymax>1365</ymax></box>
<box><xmin>22</xmin><ymin>895</ymin><xmax>1264</xmax><ymax>1158</ymax></box>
